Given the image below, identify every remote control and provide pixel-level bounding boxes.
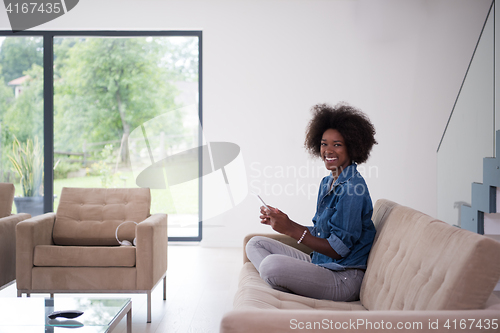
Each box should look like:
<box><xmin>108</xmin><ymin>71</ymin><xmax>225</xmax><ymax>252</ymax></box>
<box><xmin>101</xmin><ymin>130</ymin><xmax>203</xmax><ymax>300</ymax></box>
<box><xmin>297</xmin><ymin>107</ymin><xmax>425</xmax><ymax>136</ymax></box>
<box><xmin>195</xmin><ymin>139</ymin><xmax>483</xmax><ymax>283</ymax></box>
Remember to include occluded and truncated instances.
<box><xmin>48</xmin><ymin>310</ymin><xmax>84</xmax><ymax>319</ymax></box>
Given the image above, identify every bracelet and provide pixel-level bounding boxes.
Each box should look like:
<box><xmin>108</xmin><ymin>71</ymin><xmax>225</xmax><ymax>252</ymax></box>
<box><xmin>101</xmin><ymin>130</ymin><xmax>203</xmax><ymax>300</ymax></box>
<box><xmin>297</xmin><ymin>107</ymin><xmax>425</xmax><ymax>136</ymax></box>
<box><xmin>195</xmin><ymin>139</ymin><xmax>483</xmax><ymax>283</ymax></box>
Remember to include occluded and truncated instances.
<box><xmin>297</xmin><ymin>229</ymin><xmax>308</xmax><ymax>244</ymax></box>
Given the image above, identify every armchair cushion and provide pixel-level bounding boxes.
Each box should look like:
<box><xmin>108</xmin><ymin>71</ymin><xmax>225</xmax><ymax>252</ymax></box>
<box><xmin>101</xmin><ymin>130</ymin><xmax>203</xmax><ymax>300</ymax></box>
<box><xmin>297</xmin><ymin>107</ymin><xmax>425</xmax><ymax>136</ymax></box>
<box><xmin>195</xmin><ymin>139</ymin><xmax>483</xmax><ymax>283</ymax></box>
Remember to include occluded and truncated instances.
<box><xmin>53</xmin><ymin>187</ymin><xmax>151</xmax><ymax>246</ymax></box>
<box><xmin>32</xmin><ymin>267</ymin><xmax>137</xmax><ymax>290</ymax></box>
<box><xmin>34</xmin><ymin>245</ymin><xmax>136</xmax><ymax>267</ymax></box>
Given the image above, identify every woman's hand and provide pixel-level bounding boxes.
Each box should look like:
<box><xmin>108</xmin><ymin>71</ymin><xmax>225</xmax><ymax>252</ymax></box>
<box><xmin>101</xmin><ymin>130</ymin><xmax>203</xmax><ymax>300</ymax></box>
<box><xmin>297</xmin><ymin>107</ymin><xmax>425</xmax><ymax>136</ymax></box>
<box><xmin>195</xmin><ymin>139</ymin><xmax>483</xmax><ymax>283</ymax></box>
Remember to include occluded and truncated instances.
<box><xmin>259</xmin><ymin>205</ymin><xmax>273</xmax><ymax>225</ymax></box>
<box><xmin>258</xmin><ymin>206</ymin><xmax>341</xmax><ymax>260</ymax></box>
<box><xmin>260</xmin><ymin>206</ymin><xmax>342</xmax><ymax>259</ymax></box>
<box><xmin>260</xmin><ymin>206</ymin><xmax>294</xmax><ymax>235</ymax></box>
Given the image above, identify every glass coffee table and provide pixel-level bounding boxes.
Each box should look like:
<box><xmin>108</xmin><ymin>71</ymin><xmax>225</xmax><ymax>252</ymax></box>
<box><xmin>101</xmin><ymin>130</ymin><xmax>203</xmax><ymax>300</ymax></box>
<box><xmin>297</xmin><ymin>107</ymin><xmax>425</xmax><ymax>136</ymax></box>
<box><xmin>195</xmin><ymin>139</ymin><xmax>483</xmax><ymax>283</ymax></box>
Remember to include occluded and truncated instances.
<box><xmin>0</xmin><ymin>297</ymin><xmax>131</xmax><ymax>332</ymax></box>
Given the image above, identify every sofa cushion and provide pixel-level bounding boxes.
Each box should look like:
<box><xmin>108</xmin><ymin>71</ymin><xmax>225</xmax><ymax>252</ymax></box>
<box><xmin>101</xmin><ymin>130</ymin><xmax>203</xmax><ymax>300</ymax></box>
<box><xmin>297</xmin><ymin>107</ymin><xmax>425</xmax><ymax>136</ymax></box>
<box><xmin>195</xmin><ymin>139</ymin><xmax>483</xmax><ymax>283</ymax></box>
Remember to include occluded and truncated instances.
<box><xmin>34</xmin><ymin>245</ymin><xmax>136</xmax><ymax>267</ymax></box>
<box><xmin>0</xmin><ymin>183</ymin><xmax>15</xmax><ymax>218</ymax></box>
<box><xmin>53</xmin><ymin>187</ymin><xmax>151</xmax><ymax>246</ymax></box>
<box><xmin>235</xmin><ymin>262</ymin><xmax>367</xmax><ymax>311</ymax></box>
<box><xmin>360</xmin><ymin>199</ymin><xmax>500</xmax><ymax>311</ymax></box>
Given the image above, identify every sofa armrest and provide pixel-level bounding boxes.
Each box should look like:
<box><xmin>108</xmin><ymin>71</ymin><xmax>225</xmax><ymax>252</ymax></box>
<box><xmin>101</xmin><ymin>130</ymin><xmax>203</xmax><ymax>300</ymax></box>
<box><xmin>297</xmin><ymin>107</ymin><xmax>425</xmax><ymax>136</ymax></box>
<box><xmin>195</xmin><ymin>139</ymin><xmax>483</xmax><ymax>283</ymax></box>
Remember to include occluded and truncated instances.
<box><xmin>0</xmin><ymin>213</ymin><xmax>30</xmax><ymax>288</ymax></box>
<box><xmin>136</xmin><ymin>213</ymin><xmax>168</xmax><ymax>290</ymax></box>
<box><xmin>243</xmin><ymin>233</ymin><xmax>313</xmax><ymax>263</ymax></box>
<box><xmin>16</xmin><ymin>213</ymin><xmax>56</xmax><ymax>290</ymax></box>
<box><xmin>221</xmin><ymin>308</ymin><xmax>500</xmax><ymax>333</ymax></box>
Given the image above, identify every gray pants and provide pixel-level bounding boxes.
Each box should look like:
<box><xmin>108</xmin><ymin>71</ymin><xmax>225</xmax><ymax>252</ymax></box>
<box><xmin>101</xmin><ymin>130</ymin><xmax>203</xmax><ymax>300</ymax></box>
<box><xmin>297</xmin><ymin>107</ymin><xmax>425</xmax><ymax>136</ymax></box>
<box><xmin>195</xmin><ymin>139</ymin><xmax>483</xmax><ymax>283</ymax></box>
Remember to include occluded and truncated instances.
<box><xmin>246</xmin><ymin>236</ymin><xmax>364</xmax><ymax>302</ymax></box>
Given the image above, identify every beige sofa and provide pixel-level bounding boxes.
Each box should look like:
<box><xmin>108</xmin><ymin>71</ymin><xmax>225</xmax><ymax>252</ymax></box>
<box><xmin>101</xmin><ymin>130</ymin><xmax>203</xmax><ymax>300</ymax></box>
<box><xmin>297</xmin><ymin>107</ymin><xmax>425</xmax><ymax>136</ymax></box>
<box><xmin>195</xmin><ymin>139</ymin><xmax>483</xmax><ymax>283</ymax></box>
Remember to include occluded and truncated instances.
<box><xmin>221</xmin><ymin>199</ymin><xmax>500</xmax><ymax>333</ymax></box>
<box><xmin>16</xmin><ymin>187</ymin><xmax>168</xmax><ymax>323</ymax></box>
<box><xmin>0</xmin><ymin>183</ymin><xmax>31</xmax><ymax>289</ymax></box>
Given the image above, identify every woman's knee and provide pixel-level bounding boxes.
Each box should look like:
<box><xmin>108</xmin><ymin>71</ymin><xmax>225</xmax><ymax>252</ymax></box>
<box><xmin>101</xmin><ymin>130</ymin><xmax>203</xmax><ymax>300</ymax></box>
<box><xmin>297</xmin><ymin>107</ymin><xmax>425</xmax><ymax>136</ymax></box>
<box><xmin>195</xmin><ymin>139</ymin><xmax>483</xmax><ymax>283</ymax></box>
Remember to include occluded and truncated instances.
<box><xmin>245</xmin><ymin>236</ymin><xmax>266</xmax><ymax>255</ymax></box>
<box><xmin>259</xmin><ymin>255</ymin><xmax>287</xmax><ymax>282</ymax></box>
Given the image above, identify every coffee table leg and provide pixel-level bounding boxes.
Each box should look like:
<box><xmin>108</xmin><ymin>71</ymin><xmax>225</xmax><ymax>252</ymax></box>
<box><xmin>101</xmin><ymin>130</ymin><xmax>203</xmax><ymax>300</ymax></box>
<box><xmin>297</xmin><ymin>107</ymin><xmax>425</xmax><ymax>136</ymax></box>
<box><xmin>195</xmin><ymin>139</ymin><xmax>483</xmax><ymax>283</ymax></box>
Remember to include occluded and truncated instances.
<box><xmin>127</xmin><ymin>306</ymin><xmax>132</xmax><ymax>333</ymax></box>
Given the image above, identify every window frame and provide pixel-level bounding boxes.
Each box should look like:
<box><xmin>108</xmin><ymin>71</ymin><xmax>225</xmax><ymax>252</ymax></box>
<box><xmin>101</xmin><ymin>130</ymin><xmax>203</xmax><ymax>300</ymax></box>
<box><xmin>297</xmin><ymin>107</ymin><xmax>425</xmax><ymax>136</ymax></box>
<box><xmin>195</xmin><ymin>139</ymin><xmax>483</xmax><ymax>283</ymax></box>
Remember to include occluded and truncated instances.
<box><xmin>0</xmin><ymin>30</ymin><xmax>203</xmax><ymax>242</ymax></box>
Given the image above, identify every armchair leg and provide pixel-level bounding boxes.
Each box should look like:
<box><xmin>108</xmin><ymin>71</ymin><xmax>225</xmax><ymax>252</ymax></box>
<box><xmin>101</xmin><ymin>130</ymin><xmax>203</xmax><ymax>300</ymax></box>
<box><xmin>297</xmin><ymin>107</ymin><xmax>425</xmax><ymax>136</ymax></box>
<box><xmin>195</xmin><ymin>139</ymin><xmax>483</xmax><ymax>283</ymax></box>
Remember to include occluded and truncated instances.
<box><xmin>147</xmin><ymin>291</ymin><xmax>152</xmax><ymax>323</ymax></box>
<box><xmin>163</xmin><ymin>276</ymin><xmax>166</xmax><ymax>300</ymax></box>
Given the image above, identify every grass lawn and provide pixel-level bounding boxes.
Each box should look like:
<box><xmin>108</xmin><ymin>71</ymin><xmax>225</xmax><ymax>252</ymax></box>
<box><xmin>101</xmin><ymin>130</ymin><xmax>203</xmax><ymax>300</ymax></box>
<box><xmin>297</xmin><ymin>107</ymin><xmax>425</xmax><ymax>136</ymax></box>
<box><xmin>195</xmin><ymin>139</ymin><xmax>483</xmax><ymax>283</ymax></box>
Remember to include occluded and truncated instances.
<box><xmin>12</xmin><ymin>170</ymin><xmax>198</xmax><ymax>215</ymax></box>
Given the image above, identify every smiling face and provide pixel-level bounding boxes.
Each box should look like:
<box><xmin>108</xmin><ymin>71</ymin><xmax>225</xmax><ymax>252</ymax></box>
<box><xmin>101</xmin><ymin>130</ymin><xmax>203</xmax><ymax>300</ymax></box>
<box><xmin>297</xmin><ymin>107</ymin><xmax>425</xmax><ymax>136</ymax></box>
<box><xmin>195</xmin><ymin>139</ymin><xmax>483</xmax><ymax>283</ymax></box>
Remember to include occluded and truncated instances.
<box><xmin>321</xmin><ymin>129</ymin><xmax>351</xmax><ymax>178</ymax></box>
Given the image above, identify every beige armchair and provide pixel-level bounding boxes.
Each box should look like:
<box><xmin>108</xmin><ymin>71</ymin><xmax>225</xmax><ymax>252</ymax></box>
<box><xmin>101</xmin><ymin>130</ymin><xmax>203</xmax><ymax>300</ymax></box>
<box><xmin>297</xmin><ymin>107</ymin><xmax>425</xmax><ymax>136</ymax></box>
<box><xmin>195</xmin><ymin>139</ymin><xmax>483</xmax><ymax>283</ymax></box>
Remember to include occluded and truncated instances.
<box><xmin>16</xmin><ymin>187</ymin><xmax>168</xmax><ymax>323</ymax></box>
<box><xmin>0</xmin><ymin>183</ymin><xmax>31</xmax><ymax>289</ymax></box>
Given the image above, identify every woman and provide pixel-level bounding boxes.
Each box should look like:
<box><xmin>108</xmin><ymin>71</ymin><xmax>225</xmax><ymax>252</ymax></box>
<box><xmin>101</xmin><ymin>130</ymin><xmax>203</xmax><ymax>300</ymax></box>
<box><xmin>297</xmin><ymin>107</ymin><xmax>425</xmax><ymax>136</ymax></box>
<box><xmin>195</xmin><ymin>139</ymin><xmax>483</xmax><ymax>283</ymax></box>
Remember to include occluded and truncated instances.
<box><xmin>246</xmin><ymin>102</ymin><xmax>377</xmax><ymax>302</ymax></box>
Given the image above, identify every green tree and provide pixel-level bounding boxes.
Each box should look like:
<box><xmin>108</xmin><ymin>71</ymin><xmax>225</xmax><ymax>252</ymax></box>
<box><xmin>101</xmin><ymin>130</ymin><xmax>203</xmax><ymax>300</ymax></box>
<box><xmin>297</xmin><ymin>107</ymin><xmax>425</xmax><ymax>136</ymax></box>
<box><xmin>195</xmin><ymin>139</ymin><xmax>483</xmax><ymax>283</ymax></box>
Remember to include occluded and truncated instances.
<box><xmin>54</xmin><ymin>37</ymin><xmax>180</xmax><ymax>165</ymax></box>
<box><xmin>0</xmin><ymin>37</ymin><xmax>43</xmax><ymax>83</ymax></box>
<box><xmin>0</xmin><ymin>65</ymin><xmax>15</xmax><ymax>181</ymax></box>
<box><xmin>153</xmin><ymin>37</ymin><xmax>199</xmax><ymax>82</ymax></box>
<box><xmin>3</xmin><ymin>64</ymin><xmax>43</xmax><ymax>144</ymax></box>
<box><xmin>0</xmin><ymin>65</ymin><xmax>15</xmax><ymax>121</ymax></box>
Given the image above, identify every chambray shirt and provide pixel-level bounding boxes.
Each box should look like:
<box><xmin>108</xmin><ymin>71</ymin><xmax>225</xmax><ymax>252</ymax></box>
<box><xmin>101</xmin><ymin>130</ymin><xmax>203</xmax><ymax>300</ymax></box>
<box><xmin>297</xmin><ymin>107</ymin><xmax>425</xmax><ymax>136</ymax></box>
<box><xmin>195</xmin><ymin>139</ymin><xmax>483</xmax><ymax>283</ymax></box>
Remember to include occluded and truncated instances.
<box><xmin>308</xmin><ymin>163</ymin><xmax>376</xmax><ymax>271</ymax></box>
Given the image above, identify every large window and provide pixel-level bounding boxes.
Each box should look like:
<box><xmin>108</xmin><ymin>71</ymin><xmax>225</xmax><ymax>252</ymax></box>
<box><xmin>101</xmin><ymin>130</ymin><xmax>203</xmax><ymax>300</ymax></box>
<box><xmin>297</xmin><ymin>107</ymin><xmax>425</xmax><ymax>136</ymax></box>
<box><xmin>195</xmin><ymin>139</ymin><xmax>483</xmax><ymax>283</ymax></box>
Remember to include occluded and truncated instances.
<box><xmin>0</xmin><ymin>31</ymin><xmax>202</xmax><ymax>241</ymax></box>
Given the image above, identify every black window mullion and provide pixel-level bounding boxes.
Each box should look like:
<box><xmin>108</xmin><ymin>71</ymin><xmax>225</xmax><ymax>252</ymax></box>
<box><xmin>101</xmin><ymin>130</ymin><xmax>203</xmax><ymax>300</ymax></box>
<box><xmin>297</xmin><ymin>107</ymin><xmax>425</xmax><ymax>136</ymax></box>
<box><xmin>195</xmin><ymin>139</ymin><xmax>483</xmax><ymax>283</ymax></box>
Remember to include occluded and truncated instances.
<box><xmin>198</xmin><ymin>33</ymin><xmax>203</xmax><ymax>241</ymax></box>
<box><xmin>43</xmin><ymin>33</ymin><xmax>53</xmax><ymax>213</ymax></box>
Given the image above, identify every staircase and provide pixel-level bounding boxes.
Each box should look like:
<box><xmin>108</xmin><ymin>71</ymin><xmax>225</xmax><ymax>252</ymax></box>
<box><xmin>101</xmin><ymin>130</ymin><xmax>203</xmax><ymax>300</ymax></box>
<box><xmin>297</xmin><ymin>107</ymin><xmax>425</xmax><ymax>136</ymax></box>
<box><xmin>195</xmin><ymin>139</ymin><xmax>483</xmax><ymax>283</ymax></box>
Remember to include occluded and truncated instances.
<box><xmin>461</xmin><ymin>130</ymin><xmax>500</xmax><ymax>235</ymax></box>
<box><xmin>460</xmin><ymin>130</ymin><xmax>500</xmax><ymax>291</ymax></box>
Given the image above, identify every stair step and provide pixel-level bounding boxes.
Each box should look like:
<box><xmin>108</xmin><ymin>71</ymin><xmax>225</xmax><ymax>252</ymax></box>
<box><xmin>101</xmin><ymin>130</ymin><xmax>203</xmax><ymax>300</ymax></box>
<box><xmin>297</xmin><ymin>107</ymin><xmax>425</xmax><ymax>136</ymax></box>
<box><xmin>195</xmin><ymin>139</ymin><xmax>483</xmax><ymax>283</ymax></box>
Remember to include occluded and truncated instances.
<box><xmin>483</xmin><ymin>157</ymin><xmax>500</xmax><ymax>187</ymax></box>
<box><xmin>497</xmin><ymin>187</ymin><xmax>500</xmax><ymax>213</ymax></box>
<box><xmin>472</xmin><ymin>183</ymin><xmax>497</xmax><ymax>213</ymax></box>
<box><xmin>484</xmin><ymin>214</ymin><xmax>500</xmax><ymax>234</ymax></box>
<box><xmin>461</xmin><ymin>205</ymin><xmax>483</xmax><ymax>233</ymax></box>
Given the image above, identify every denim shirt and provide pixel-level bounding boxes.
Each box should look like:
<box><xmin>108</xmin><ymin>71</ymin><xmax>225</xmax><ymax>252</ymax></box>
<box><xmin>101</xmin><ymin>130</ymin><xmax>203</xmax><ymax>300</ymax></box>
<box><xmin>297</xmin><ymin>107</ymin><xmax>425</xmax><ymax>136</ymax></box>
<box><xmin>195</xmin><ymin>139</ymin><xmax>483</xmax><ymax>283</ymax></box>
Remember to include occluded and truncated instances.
<box><xmin>308</xmin><ymin>163</ymin><xmax>376</xmax><ymax>271</ymax></box>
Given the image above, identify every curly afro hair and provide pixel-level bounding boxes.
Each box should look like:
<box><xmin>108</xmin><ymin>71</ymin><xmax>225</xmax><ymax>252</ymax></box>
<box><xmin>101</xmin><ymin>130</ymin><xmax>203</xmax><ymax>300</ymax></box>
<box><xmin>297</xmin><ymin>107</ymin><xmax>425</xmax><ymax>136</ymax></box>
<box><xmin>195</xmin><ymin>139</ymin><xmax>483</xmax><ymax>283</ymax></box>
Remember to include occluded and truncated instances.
<box><xmin>304</xmin><ymin>102</ymin><xmax>377</xmax><ymax>164</ymax></box>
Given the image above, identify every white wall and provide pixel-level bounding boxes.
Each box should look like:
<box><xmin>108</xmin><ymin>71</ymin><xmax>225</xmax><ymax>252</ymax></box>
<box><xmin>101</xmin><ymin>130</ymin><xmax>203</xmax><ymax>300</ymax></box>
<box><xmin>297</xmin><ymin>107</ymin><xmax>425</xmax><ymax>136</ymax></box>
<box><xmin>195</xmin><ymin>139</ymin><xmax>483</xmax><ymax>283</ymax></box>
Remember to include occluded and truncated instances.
<box><xmin>0</xmin><ymin>0</ymin><xmax>492</xmax><ymax>247</ymax></box>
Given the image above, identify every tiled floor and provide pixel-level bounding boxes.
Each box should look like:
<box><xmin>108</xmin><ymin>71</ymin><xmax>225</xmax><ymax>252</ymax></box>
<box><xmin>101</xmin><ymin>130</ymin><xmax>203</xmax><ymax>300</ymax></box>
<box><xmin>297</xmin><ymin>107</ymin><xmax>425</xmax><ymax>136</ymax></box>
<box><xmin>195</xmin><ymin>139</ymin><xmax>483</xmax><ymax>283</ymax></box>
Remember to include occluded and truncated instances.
<box><xmin>0</xmin><ymin>245</ymin><xmax>243</xmax><ymax>333</ymax></box>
